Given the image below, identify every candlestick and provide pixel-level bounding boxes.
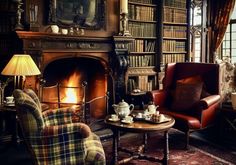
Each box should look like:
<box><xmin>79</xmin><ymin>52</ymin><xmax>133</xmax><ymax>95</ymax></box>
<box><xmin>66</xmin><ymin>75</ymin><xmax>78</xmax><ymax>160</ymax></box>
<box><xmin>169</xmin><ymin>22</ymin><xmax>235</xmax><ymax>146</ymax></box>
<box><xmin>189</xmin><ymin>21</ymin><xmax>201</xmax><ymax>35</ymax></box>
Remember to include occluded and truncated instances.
<box><xmin>14</xmin><ymin>0</ymin><xmax>24</xmax><ymax>30</ymax></box>
<box><xmin>120</xmin><ymin>0</ymin><xmax>128</xmax><ymax>14</ymax></box>
<box><xmin>119</xmin><ymin>13</ymin><xmax>131</xmax><ymax>36</ymax></box>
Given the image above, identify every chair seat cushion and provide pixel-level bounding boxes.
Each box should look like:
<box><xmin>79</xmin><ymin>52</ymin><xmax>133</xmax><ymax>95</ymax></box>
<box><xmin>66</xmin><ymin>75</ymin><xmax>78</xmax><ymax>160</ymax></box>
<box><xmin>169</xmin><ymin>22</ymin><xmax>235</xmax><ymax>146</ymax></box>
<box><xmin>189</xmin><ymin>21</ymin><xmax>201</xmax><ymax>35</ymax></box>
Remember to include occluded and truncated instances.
<box><xmin>159</xmin><ymin>107</ymin><xmax>201</xmax><ymax>130</ymax></box>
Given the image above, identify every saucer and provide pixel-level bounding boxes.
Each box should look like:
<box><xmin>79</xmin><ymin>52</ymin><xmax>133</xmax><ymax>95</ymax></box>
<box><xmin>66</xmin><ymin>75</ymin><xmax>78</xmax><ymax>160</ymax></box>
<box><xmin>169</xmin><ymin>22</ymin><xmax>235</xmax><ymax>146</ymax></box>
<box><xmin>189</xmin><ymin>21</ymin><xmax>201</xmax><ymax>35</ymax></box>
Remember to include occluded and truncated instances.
<box><xmin>108</xmin><ymin>118</ymin><xmax>120</xmax><ymax>122</ymax></box>
<box><xmin>121</xmin><ymin>119</ymin><xmax>133</xmax><ymax>124</ymax></box>
<box><xmin>135</xmin><ymin>115</ymin><xmax>144</xmax><ymax>119</ymax></box>
<box><xmin>4</xmin><ymin>102</ymin><xmax>15</xmax><ymax>107</ymax></box>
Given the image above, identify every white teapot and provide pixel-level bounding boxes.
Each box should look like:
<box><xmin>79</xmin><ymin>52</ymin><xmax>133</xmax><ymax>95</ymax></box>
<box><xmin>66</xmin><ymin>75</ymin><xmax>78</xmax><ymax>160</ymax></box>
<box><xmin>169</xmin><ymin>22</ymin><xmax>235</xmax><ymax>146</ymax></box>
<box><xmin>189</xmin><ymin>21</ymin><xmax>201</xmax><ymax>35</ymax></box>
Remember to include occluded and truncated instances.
<box><xmin>112</xmin><ymin>100</ymin><xmax>134</xmax><ymax>119</ymax></box>
<box><xmin>147</xmin><ymin>102</ymin><xmax>159</xmax><ymax>114</ymax></box>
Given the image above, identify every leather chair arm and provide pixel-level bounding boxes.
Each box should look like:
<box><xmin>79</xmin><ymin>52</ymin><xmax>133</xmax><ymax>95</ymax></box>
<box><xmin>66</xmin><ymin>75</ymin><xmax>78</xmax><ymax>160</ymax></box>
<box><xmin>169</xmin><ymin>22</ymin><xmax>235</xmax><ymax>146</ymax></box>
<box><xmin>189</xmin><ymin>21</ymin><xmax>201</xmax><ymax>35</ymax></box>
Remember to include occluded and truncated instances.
<box><xmin>198</xmin><ymin>95</ymin><xmax>221</xmax><ymax>109</ymax></box>
<box><xmin>147</xmin><ymin>89</ymin><xmax>168</xmax><ymax>107</ymax></box>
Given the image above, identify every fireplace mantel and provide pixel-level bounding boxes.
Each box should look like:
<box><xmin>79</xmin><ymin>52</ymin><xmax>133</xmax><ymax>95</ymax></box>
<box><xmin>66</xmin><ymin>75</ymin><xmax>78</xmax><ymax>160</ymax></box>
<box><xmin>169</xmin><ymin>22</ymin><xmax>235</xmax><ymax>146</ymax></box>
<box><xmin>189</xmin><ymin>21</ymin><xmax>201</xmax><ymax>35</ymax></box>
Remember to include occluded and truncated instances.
<box><xmin>16</xmin><ymin>31</ymin><xmax>133</xmax><ymax>101</ymax></box>
<box><xmin>16</xmin><ymin>31</ymin><xmax>113</xmax><ymax>52</ymax></box>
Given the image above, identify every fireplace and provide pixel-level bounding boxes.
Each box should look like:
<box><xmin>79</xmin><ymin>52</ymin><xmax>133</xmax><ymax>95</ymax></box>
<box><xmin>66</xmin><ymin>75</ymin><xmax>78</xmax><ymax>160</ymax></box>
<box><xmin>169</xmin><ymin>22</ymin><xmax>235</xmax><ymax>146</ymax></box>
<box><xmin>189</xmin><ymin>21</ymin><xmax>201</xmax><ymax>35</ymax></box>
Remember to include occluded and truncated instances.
<box><xmin>16</xmin><ymin>31</ymin><xmax>131</xmax><ymax>123</ymax></box>
<box><xmin>41</xmin><ymin>56</ymin><xmax>108</xmax><ymax>120</ymax></box>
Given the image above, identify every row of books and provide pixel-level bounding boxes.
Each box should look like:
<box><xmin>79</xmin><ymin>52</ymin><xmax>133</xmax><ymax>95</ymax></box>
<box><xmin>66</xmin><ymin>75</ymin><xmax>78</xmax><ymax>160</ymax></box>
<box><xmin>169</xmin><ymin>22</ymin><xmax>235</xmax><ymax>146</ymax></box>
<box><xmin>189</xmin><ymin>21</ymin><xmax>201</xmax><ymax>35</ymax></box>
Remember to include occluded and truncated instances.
<box><xmin>128</xmin><ymin>39</ymin><xmax>156</xmax><ymax>52</ymax></box>
<box><xmin>0</xmin><ymin>39</ymin><xmax>8</xmax><ymax>51</ymax></box>
<box><xmin>129</xmin><ymin>0</ymin><xmax>155</xmax><ymax>4</ymax></box>
<box><xmin>127</xmin><ymin>77</ymin><xmax>155</xmax><ymax>92</ymax></box>
<box><xmin>128</xmin><ymin>55</ymin><xmax>155</xmax><ymax>67</ymax></box>
<box><xmin>164</xmin><ymin>7</ymin><xmax>187</xmax><ymax>23</ymax></box>
<box><xmin>164</xmin><ymin>0</ymin><xmax>186</xmax><ymax>9</ymax></box>
<box><xmin>0</xmin><ymin>38</ymin><xmax>12</xmax><ymax>56</ymax></box>
<box><xmin>0</xmin><ymin>15</ymin><xmax>15</xmax><ymax>33</ymax></box>
<box><xmin>0</xmin><ymin>1</ymin><xmax>15</xmax><ymax>11</ymax></box>
<box><xmin>162</xmin><ymin>53</ymin><xmax>185</xmax><ymax>65</ymax></box>
<box><xmin>127</xmin><ymin>78</ymin><xmax>137</xmax><ymax>93</ymax></box>
<box><xmin>163</xmin><ymin>40</ymin><xmax>186</xmax><ymax>52</ymax></box>
<box><xmin>138</xmin><ymin>76</ymin><xmax>155</xmax><ymax>91</ymax></box>
<box><xmin>128</xmin><ymin>4</ymin><xmax>156</xmax><ymax>21</ymax></box>
<box><xmin>163</xmin><ymin>25</ymin><xmax>187</xmax><ymax>38</ymax></box>
<box><xmin>128</xmin><ymin>22</ymin><xmax>156</xmax><ymax>37</ymax></box>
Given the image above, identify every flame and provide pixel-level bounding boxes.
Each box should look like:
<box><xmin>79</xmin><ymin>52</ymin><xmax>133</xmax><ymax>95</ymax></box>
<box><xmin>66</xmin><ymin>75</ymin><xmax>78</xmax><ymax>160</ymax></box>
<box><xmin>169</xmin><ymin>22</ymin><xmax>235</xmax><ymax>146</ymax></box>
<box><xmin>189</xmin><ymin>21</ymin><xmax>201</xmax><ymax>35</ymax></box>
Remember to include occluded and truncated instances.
<box><xmin>62</xmin><ymin>72</ymin><xmax>80</xmax><ymax>103</ymax></box>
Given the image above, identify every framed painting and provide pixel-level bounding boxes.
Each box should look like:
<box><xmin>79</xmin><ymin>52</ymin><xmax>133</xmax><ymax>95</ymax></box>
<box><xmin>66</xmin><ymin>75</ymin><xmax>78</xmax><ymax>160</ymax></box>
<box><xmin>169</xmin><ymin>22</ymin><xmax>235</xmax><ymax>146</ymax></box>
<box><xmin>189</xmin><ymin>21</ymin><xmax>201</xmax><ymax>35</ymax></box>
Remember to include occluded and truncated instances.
<box><xmin>48</xmin><ymin>0</ymin><xmax>105</xmax><ymax>29</ymax></box>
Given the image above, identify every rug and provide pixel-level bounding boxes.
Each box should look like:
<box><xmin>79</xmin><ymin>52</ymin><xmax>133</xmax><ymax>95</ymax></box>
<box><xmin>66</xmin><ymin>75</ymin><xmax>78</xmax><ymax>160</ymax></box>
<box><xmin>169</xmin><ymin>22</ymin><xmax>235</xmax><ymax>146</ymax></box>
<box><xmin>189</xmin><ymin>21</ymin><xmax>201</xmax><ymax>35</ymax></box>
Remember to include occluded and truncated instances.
<box><xmin>102</xmin><ymin>128</ymin><xmax>236</xmax><ymax>165</ymax></box>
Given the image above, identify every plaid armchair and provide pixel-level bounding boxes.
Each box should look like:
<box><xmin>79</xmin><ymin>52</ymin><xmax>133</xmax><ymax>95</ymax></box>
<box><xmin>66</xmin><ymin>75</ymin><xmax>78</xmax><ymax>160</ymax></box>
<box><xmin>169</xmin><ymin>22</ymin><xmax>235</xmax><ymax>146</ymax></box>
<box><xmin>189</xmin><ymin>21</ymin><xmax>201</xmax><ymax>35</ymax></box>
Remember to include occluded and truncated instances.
<box><xmin>13</xmin><ymin>89</ymin><xmax>106</xmax><ymax>165</ymax></box>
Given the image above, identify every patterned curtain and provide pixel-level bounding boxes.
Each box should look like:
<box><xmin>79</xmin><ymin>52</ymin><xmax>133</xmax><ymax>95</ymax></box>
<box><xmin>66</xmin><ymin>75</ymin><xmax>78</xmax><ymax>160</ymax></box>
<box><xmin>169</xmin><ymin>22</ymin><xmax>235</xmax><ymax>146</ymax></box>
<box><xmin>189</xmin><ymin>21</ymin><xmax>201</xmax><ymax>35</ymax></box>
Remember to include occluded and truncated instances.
<box><xmin>209</xmin><ymin>0</ymin><xmax>235</xmax><ymax>61</ymax></box>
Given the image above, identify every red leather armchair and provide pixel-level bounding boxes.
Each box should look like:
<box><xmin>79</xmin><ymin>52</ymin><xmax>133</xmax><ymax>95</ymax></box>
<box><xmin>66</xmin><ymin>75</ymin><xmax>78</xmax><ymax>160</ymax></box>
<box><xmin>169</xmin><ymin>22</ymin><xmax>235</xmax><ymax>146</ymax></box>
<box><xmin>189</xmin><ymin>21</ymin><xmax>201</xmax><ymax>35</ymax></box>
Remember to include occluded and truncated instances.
<box><xmin>147</xmin><ymin>62</ymin><xmax>221</xmax><ymax>149</ymax></box>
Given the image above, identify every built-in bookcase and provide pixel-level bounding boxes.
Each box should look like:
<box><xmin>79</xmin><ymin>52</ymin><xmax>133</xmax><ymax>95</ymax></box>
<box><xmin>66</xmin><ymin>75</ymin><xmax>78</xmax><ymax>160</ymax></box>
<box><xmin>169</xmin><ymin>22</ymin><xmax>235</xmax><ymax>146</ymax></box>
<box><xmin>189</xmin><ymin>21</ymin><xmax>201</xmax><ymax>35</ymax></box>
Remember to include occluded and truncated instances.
<box><xmin>127</xmin><ymin>0</ymin><xmax>157</xmax><ymax>93</ymax></box>
<box><xmin>126</xmin><ymin>0</ymin><xmax>189</xmax><ymax>93</ymax></box>
<box><xmin>161</xmin><ymin>0</ymin><xmax>189</xmax><ymax>66</ymax></box>
<box><xmin>0</xmin><ymin>0</ymin><xmax>16</xmax><ymax>64</ymax></box>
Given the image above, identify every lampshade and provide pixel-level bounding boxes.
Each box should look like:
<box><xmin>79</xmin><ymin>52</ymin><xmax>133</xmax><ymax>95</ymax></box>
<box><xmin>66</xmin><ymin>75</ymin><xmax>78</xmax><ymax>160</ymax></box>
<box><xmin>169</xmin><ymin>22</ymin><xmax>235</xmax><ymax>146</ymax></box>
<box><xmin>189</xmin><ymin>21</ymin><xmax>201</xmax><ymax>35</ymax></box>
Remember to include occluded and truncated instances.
<box><xmin>1</xmin><ymin>54</ymin><xmax>41</xmax><ymax>76</ymax></box>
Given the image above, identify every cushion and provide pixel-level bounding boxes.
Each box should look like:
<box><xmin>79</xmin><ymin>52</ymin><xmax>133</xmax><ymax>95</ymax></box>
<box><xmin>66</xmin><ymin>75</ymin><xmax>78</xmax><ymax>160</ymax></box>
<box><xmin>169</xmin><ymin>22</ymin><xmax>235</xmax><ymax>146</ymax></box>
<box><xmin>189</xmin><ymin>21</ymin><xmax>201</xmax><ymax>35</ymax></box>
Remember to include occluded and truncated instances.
<box><xmin>177</xmin><ymin>75</ymin><xmax>210</xmax><ymax>98</ymax></box>
<box><xmin>177</xmin><ymin>75</ymin><xmax>202</xmax><ymax>84</ymax></box>
<box><xmin>171</xmin><ymin>81</ymin><xmax>203</xmax><ymax>111</ymax></box>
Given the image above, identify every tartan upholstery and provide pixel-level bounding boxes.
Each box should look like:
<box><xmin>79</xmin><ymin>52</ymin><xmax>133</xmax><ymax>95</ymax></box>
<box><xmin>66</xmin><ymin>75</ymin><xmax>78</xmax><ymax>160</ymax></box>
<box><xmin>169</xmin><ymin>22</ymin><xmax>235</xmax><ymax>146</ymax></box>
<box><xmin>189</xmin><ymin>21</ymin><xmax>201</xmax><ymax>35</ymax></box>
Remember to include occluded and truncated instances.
<box><xmin>13</xmin><ymin>89</ymin><xmax>106</xmax><ymax>165</ymax></box>
<box><xmin>42</xmin><ymin>107</ymin><xmax>76</xmax><ymax>126</ymax></box>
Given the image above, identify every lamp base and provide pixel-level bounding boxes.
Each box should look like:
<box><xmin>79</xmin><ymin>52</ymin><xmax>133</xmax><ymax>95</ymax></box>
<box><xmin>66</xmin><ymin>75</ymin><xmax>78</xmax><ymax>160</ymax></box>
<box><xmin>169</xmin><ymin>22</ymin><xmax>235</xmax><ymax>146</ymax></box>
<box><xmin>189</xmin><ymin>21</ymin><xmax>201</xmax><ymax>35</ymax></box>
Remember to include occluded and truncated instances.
<box><xmin>14</xmin><ymin>76</ymin><xmax>25</xmax><ymax>89</ymax></box>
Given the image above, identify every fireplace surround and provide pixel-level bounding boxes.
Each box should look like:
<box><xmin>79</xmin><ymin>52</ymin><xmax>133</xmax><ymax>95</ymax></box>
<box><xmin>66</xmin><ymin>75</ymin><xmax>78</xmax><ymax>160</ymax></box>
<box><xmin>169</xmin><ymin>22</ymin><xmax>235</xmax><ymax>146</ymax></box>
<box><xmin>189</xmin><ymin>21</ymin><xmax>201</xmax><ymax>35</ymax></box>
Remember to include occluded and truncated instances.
<box><xmin>16</xmin><ymin>31</ymin><xmax>133</xmax><ymax>121</ymax></box>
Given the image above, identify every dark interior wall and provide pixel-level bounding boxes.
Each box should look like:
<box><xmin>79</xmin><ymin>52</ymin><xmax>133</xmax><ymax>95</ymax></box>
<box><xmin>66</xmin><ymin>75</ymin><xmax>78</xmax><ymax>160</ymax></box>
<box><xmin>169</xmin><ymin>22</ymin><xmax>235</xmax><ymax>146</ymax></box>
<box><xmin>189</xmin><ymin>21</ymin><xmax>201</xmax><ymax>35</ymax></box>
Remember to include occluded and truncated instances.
<box><xmin>24</xmin><ymin>0</ymin><xmax>119</xmax><ymax>36</ymax></box>
<box><xmin>0</xmin><ymin>0</ymin><xmax>119</xmax><ymax>67</ymax></box>
<box><xmin>0</xmin><ymin>0</ymin><xmax>119</xmax><ymax>96</ymax></box>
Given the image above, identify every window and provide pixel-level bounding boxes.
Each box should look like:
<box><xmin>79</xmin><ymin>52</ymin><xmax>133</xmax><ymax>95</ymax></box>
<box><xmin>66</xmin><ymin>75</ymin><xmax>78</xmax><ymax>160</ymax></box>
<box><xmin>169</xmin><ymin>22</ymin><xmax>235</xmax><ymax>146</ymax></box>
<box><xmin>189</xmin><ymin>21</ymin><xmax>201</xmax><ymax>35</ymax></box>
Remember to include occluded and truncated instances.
<box><xmin>222</xmin><ymin>5</ymin><xmax>236</xmax><ymax>63</ymax></box>
<box><xmin>190</xmin><ymin>0</ymin><xmax>203</xmax><ymax>62</ymax></box>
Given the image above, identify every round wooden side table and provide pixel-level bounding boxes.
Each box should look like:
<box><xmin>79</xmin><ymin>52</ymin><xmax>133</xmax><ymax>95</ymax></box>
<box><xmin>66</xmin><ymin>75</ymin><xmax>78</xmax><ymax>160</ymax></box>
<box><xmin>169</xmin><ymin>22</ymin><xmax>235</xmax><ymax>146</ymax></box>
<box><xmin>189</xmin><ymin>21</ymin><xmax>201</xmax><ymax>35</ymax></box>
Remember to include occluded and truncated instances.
<box><xmin>105</xmin><ymin>114</ymin><xmax>175</xmax><ymax>165</ymax></box>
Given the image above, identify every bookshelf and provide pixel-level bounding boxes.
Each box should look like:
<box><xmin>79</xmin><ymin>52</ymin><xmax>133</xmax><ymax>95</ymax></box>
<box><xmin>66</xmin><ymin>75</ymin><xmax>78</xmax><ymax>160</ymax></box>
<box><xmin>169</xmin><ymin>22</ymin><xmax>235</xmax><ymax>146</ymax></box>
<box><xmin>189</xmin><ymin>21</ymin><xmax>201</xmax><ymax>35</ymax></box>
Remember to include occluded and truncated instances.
<box><xmin>127</xmin><ymin>0</ymin><xmax>158</xmax><ymax>94</ymax></box>
<box><xmin>126</xmin><ymin>0</ymin><xmax>189</xmax><ymax>94</ymax></box>
<box><xmin>161</xmin><ymin>0</ymin><xmax>190</xmax><ymax>67</ymax></box>
<box><xmin>0</xmin><ymin>0</ymin><xmax>16</xmax><ymax>65</ymax></box>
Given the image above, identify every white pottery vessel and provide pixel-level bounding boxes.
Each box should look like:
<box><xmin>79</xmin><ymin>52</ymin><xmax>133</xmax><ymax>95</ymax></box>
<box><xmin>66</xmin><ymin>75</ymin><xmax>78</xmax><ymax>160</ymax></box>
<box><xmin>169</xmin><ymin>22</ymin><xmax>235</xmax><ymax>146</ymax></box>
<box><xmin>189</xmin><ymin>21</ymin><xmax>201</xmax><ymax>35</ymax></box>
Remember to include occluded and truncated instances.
<box><xmin>112</xmin><ymin>100</ymin><xmax>134</xmax><ymax>119</ymax></box>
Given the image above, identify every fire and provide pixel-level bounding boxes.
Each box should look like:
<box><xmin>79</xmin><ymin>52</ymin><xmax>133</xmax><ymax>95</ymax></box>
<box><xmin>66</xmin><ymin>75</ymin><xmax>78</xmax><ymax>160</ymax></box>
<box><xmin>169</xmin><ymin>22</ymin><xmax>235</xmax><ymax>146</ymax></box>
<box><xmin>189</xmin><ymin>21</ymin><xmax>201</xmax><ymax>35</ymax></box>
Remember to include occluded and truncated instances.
<box><xmin>62</xmin><ymin>72</ymin><xmax>80</xmax><ymax>103</ymax></box>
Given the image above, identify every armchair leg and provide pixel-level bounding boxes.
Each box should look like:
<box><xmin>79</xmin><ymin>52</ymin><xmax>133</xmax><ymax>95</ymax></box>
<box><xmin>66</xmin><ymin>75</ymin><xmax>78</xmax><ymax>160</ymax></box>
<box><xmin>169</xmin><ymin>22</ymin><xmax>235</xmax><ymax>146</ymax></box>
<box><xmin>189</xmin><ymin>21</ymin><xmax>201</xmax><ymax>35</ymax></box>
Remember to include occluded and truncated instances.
<box><xmin>185</xmin><ymin>131</ymin><xmax>190</xmax><ymax>150</ymax></box>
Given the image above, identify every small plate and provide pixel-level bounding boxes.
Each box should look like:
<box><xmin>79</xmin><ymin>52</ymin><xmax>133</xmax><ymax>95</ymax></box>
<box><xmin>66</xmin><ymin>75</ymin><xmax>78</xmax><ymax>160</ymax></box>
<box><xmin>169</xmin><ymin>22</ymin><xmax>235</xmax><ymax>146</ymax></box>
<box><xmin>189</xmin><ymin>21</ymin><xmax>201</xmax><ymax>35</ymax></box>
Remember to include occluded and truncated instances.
<box><xmin>121</xmin><ymin>119</ymin><xmax>134</xmax><ymax>124</ymax></box>
<box><xmin>108</xmin><ymin>118</ymin><xmax>120</xmax><ymax>122</ymax></box>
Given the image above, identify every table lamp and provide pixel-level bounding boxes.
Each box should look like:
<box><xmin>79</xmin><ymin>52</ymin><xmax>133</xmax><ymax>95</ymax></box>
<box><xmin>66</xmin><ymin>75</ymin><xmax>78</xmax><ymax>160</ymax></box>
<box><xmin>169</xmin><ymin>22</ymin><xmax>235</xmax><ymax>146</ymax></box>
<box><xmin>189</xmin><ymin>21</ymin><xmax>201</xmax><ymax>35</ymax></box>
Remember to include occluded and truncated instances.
<box><xmin>1</xmin><ymin>54</ymin><xmax>41</xmax><ymax>89</ymax></box>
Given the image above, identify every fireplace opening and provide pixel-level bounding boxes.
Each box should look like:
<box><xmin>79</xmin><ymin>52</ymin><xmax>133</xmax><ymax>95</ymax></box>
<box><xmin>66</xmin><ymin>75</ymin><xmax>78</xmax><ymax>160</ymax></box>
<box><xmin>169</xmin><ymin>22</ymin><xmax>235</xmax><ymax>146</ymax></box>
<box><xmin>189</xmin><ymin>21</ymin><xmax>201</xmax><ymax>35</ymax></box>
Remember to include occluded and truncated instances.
<box><xmin>41</xmin><ymin>57</ymin><xmax>108</xmax><ymax>120</ymax></box>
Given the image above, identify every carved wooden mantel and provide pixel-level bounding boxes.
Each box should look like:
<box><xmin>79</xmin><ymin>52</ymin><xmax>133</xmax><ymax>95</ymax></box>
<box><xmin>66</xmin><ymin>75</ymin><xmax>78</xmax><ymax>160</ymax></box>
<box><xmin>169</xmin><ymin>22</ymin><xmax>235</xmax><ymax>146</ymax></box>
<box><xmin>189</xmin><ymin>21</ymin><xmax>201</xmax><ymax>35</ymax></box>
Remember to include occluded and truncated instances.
<box><xmin>15</xmin><ymin>31</ymin><xmax>113</xmax><ymax>90</ymax></box>
<box><xmin>16</xmin><ymin>31</ymin><xmax>113</xmax><ymax>53</ymax></box>
<box><xmin>16</xmin><ymin>31</ymin><xmax>134</xmax><ymax>101</ymax></box>
<box><xmin>16</xmin><ymin>31</ymin><xmax>113</xmax><ymax>69</ymax></box>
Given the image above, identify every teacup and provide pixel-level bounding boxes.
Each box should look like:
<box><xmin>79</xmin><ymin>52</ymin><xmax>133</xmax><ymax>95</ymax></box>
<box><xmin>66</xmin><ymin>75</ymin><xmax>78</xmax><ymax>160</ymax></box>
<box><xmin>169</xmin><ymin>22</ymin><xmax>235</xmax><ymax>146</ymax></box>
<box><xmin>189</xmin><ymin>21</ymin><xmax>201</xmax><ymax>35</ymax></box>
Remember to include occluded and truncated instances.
<box><xmin>159</xmin><ymin>114</ymin><xmax>165</xmax><ymax>122</ymax></box>
<box><xmin>124</xmin><ymin>116</ymin><xmax>133</xmax><ymax>123</ymax></box>
<box><xmin>111</xmin><ymin>114</ymin><xmax>118</xmax><ymax>120</ymax></box>
<box><xmin>6</xmin><ymin>96</ymin><xmax>14</xmax><ymax>103</ymax></box>
<box><xmin>136</xmin><ymin>113</ymin><xmax>143</xmax><ymax>118</ymax></box>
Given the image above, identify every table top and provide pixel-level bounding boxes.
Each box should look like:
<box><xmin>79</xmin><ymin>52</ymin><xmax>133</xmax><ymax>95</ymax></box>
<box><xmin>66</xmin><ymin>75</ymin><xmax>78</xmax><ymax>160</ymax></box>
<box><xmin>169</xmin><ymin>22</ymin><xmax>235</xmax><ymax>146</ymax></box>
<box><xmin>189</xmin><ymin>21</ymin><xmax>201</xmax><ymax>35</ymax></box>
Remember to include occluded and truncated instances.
<box><xmin>104</xmin><ymin>114</ymin><xmax>175</xmax><ymax>133</ymax></box>
<box><xmin>0</xmin><ymin>104</ymin><xmax>16</xmax><ymax>112</ymax></box>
